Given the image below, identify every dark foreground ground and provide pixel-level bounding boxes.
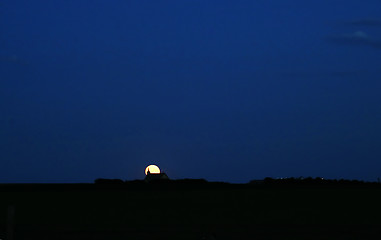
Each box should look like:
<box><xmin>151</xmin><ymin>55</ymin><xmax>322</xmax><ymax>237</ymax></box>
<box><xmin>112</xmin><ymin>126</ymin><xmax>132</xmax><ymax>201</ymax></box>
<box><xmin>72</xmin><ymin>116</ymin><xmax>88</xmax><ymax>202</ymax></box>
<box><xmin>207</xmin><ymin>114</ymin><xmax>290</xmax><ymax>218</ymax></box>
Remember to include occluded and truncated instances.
<box><xmin>1</xmin><ymin>181</ymin><xmax>381</xmax><ymax>239</ymax></box>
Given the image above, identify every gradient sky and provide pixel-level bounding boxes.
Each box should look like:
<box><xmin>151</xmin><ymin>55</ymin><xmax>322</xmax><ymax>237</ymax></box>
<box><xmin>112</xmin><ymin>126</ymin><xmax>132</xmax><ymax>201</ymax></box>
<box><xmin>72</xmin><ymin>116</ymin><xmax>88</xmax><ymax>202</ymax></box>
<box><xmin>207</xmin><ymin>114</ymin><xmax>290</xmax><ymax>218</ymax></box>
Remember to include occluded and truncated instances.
<box><xmin>1</xmin><ymin>0</ymin><xmax>381</xmax><ymax>183</ymax></box>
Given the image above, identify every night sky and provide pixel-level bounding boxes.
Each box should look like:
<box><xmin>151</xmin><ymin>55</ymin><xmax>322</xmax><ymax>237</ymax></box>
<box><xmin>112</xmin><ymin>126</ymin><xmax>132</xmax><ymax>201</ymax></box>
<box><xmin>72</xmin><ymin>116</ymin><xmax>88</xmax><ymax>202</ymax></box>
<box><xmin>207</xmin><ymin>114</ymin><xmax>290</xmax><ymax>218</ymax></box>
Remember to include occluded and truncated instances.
<box><xmin>1</xmin><ymin>0</ymin><xmax>381</xmax><ymax>183</ymax></box>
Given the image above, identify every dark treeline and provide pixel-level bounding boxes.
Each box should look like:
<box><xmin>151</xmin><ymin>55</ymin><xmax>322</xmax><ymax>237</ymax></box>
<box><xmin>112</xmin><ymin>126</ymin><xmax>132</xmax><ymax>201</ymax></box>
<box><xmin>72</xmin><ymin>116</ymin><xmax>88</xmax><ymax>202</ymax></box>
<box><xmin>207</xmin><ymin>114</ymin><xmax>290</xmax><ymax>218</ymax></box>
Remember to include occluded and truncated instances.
<box><xmin>93</xmin><ymin>177</ymin><xmax>381</xmax><ymax>189</ymax></box>
<box><xmin>1</xmin><ymin>177</ymin><xmax>379</xmax><ymax>192</ymax></box>
<box><xmin>94</xmin><ymin>178</ymin><xmax>229</xmax><ymax>190</ymax></box>
<box><xmin>253</xmin><ymin>177</ymin><xmax>380</xmax><ymax>186</ymax></box>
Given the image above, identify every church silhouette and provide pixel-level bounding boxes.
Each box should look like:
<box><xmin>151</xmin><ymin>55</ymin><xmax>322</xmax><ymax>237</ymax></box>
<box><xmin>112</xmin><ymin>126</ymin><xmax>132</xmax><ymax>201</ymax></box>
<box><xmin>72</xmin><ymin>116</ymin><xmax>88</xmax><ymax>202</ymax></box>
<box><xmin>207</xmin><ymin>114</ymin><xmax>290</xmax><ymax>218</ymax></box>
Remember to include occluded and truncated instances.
<box><xmin>144</xmin><ymin>168</ymin><xmax>169</xmax><ymax>182</ymax></box>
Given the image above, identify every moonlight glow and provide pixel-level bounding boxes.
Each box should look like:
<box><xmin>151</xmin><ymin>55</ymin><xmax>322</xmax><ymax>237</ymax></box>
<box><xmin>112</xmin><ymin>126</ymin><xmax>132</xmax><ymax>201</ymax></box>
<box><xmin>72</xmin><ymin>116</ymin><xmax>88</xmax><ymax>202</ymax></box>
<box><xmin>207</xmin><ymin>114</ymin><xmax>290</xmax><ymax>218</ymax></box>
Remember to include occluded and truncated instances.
<box><xmin>145</xmin><ymin>165</ymin><xmax>160</xmax><ymax>175</ymax></box>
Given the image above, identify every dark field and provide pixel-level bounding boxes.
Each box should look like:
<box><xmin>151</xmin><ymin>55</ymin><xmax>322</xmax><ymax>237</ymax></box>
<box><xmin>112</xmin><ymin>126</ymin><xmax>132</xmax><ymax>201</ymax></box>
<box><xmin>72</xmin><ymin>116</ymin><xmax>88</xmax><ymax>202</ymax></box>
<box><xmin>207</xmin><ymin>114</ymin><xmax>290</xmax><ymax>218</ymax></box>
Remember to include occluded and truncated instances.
<box><xmin>1</xmin><ymin>182</ymin><xmax>381</xmax><ymax>239</ymax></box>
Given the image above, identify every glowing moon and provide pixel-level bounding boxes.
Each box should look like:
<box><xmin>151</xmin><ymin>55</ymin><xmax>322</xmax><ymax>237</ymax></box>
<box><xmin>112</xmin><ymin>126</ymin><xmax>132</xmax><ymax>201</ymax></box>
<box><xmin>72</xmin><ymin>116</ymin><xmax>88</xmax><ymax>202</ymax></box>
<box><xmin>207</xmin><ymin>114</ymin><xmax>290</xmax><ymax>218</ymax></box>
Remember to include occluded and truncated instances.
<box><xmin>145</xmin><ymin>165</ymin><xmax>160</xmax><ymax>175</ymax></box>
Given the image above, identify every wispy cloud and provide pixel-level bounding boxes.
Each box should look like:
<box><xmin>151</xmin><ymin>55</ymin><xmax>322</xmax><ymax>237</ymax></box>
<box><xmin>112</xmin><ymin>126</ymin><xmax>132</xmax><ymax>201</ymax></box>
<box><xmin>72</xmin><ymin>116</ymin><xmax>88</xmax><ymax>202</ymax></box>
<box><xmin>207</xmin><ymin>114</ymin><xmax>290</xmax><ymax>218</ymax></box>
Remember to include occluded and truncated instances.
<box><xmin>281</xmin><ymin>70</ymin><xmax>361</xmax><ymax>79</ymax></box>
<box><xmin>344</xmin><ymin>19</ymin><xmax>381</xmax><ymax>27</ymax></box>
<box><xmin>326</xmin><ymin>31</ymin><xmax>381</xmax><ymax>49</ymax></box>
<box><xmin>0</xmin><ymin>55</ymin><xmax>28</xmax><ymax>65</ymax></box>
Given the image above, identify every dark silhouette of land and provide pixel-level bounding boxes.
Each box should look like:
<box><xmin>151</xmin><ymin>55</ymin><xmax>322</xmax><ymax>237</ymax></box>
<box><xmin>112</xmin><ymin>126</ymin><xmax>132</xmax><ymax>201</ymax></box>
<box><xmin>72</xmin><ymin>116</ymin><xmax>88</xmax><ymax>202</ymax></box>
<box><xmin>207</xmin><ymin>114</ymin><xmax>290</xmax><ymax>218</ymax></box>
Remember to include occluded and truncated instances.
<box><xmin>1</xmin><ymin>178</ymin><xmax>381</xmax><ymax>240</ymax></box>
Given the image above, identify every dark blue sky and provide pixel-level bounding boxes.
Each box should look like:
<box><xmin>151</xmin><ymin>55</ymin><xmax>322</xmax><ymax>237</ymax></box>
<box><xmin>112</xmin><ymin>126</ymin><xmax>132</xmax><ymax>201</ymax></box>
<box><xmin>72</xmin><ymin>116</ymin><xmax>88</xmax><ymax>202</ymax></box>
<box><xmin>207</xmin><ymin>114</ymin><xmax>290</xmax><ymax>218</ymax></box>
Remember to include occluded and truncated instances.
<box><xmin>1</xmin><ymin>0</ymin><xmax>381</xmax><ymax>183</ymax></box>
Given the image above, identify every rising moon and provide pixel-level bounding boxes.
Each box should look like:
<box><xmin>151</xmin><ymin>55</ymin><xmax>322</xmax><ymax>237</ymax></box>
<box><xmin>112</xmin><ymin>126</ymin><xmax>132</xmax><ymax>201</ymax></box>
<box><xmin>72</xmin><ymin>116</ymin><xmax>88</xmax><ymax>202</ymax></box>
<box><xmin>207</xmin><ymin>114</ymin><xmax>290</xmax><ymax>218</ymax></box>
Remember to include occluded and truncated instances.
<box><xmin>145</xmin><ymin>165</ymin><xmax>160</xmax><ymax>175</ymax></box>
